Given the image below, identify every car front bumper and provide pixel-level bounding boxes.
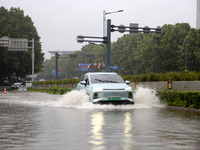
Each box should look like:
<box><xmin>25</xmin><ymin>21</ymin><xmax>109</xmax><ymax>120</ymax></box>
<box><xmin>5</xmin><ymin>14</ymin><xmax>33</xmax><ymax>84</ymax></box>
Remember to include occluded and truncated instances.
<box><xmin>91</xmin><ymin>90</ymin><xmax>134</xmax><ymax>105</ymax></box>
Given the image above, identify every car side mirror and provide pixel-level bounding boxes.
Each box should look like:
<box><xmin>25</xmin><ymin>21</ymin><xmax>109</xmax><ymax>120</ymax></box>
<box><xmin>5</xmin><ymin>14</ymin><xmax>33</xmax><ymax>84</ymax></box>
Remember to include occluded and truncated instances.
<box><xmin>80</xmin><ymin>81</ymin><xmax>86</xmax><ymax>86</ymax></box>
<box><xmin>125</xmin><ymin>80</ymin><xmax>130</xmax><ymax>84</ymax></box>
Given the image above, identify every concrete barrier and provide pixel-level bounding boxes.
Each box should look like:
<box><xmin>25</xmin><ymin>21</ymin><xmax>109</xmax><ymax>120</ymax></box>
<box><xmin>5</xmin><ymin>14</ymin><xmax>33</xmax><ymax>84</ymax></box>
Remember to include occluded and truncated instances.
<box><xmin>130</xmin><ymin>81</ymin><xmax>200</xmax><ymax>91</ymax></box>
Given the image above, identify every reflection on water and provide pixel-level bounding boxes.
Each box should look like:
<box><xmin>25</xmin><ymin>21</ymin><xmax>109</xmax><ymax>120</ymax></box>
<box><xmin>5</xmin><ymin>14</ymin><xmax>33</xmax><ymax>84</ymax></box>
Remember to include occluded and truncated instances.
<box><xmin>0</xmin><ymin>102</ymin><xmax>41</xmax><ymax>150</ymax></box>
<box><xmin>89</xmin><ymin>111</ymin><xmax>135</xmax><ymax>150</ymax></box>
<box><xmin>89</xmin><ymin>112</ymin><xmax>105</xmax><ymax>150</ymax></box>
<box><xmin>0</xmin><ymin>91</ymin><xmax>200</xmax><ymax>150</ymax></box>
<box><xmin>122</xmin><ymin>112</ymin><xmax>133</xmax><ymax>150</ymax></box>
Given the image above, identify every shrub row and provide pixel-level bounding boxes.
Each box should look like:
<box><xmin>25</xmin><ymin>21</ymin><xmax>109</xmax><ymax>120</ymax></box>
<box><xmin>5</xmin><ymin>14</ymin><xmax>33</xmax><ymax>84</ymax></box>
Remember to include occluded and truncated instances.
<box><xmin>158</xmin><ymin>91</ymin><xmax>200</xmax><ymax>109</ymax></box>
<box><xmin>28</xmin><ymin>86</ymin><xmax>72</xmax><ymax>95</ymax></box>
<box><xmin>122</xmin><ymin>71</ymin><xmax>200</xmax><ymax>82</ymax></box>
<box><xmin>32</xmin><ymin>79</ymin><xmax>80</xmax><ymax>85</ymax></box>
<box><xmin>32</xmin><ymin>71</ymin><xmax>200</xmax><ymax>85</ymax></box>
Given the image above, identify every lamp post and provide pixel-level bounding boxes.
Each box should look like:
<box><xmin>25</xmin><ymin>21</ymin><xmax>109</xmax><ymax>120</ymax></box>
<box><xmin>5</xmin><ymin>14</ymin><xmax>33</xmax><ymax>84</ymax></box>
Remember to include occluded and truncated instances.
<box><xmin>103</xmin><ymin>10</ymin><xmax>124</xmax><ymax>37</ymax></box>
<box><xmin>103</xmin><ymin>10</ymin><xmax>123</xmax><ymax>70</ymax></box>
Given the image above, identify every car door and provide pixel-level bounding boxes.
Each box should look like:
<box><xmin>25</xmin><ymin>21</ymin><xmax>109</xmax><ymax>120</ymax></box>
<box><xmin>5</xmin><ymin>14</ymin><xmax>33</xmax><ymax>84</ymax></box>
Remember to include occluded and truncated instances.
<box><xmin>76</xmin><ymin>75</ymin><xmax>86</xmax><ymax>91</ymax></box>
<box><xmin>84</xmin><ymin>75</ymin><xmax>93</xmax><ymax>101</ymax></box>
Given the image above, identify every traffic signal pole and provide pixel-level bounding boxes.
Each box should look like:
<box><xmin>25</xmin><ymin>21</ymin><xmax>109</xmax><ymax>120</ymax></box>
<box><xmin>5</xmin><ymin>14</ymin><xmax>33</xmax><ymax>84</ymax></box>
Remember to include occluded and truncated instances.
<box><xmin>55</xmin><ymin>52</ymin><xmax>58</xmax><ymax>80</ymax></box>
<box><xmin>106</xmin><ymin>19</ymin><xmax>111</xmax><ymax>72</ymax></box>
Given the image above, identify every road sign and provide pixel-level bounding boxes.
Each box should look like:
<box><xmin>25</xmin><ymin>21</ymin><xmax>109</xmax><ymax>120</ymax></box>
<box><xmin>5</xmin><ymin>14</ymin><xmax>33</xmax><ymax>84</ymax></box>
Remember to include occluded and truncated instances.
<box><xmin>121</xmin><ymin>67</ymin><xmax>124</xmax><ymax>71</ymax></box>
<box><xmin>78</xmin><ymin>63</ymin><xmax>90</xmax><ymax>67</ymax></box>
<box><xmin>94</xmin><ymin>63</ymin><xmax>97</xmax><ymax>66</ymax></box>
<box><xmin>52</xmin><ymin>69</ymin><xmax>56</xmax><ymax>74</ymax></box>
<box><xmin>52</xmin><ymin>69</ymin><xmax>60</xmax><ymax>75</ymax></box>
<box><xmin>112</xmin><ymin>66</ymin><xmax>118</xmax><ymax>70</ymax></box>
<box><xmin>78</xmin><ymin>68</ymin><xmax>90</xmax><ymax>71</ymax></box>
<box><xmin>8</xmin><ymin>38</ymin><xmax>28</xmax><ymax>51</ymax></box>
<box><xmin>102</xmin><ymin>62</ymin><xmax>106</xmax><ymax>66</ymax></box>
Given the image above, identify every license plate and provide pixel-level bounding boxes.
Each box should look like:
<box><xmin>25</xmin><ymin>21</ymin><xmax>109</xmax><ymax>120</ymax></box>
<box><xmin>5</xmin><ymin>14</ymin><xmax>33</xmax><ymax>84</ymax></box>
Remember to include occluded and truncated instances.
<box><xmin>108</xmin><ymin>97</ymin><xmax>121</xmax><ymax>101</ymax></box>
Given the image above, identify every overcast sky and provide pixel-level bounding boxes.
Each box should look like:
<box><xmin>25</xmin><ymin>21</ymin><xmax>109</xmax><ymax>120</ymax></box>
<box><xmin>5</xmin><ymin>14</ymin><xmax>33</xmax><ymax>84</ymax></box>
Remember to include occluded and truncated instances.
<box><xmin>1</xmin><ymin>0</ymin><xmax>197</xmax><ymax>59</ymax></box>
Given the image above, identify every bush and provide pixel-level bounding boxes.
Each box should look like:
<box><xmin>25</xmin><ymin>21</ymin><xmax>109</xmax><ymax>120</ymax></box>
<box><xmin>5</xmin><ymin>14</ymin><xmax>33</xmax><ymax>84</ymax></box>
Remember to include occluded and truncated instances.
<box><xmin>158</xmin><ymin>91</ymin><xmax>200</xmax><ymax>109</ymax></box>
<box><xmin>28</xmin><ymin>86</ymin><xmax>72</xmax><ymax>95</ymax></box>
<box><xmin>32</xmin><ymin>79</ymin><xmax>80</xmax><ymax>85</ymax></box>
<box><xmin>122</xmin><ymin>71</ymin><xmax>200</xmax><ymax>82</ymax></box>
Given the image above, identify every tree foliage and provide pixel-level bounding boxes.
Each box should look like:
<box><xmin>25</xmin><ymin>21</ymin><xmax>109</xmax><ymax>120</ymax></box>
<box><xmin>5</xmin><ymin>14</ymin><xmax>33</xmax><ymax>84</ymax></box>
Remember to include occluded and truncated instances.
<box><xmin>38</xmin><ymin>23</ymin><xmax>200</xmax><ymax>80</ymax></box>
<box><xmin>0</xmin><ymin>7</ymin><xmax>44</xmax><ymax>83</ymax></box>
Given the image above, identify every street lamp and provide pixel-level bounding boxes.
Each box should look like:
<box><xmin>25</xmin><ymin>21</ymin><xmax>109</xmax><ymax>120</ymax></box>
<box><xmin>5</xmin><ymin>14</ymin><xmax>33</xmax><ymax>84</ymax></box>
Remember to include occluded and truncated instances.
<box><xmin>103</xmin><ymin>10</ymin><xmax>124</xmax><ymax>71</ymax></box>
<box><xmin>103</xmin><ymin>10</ymin><xmax>124</xmax><ymax>37</ymax></box>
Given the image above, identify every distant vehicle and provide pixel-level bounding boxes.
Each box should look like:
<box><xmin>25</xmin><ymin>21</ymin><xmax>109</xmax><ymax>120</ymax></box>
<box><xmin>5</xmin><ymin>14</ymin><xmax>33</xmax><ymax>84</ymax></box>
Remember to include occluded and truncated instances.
<box><xmin>25</xmin><ymin>81</ymin><xmax>32</xmax><ymax>87</ymax></box>
<box><xmin>39</xmin><ymin>78</ymin><xmax>46</xmax><ymax>81</ymax></box>
<box><xmin>76</xmin><ymin>72</ymin><xmax>134</xmax><ymax>105</ymax></box>
<box><xmin>11</xmin><ymin>82</ymin><xmax>23</xmax><ymax>89</ymax></box>
<box><xmin>3</xmin><ymin>80</ymin><xmax>10</xmax><ymax>86</ymax></box>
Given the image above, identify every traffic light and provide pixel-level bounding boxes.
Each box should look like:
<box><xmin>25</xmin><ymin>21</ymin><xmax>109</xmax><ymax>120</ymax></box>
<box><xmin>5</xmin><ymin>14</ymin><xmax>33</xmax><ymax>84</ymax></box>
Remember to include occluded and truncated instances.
<box><xmin>87</xmin><ymin>65</ymin><xmax>91</xmax><ymax>68</ymax></box>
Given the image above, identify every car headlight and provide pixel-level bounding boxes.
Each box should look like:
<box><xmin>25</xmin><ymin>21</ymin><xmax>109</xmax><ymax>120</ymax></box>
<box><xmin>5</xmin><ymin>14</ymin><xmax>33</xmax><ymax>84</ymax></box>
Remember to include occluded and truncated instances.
<box><xmin>92</xmin><ymin>87</ymin><xmax>103</xmax><ymax>91</ymax></box>
<box><xmin>125</xmin><ymin>86</ymin><xmax>132</xmax><ymax>91</ymax></box>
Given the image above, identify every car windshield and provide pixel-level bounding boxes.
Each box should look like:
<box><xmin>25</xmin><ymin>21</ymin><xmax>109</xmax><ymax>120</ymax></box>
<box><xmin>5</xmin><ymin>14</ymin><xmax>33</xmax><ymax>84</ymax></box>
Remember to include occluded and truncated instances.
<box><xmin>91</xmin><ymin>74</ymin><xmax>124</xmax><ymax>84</ymax></box>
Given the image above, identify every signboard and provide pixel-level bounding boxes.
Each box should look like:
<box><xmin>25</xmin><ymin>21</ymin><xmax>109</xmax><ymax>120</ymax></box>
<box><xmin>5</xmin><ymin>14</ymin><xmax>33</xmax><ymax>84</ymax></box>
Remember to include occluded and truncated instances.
<box><xmin>112</xmin><ymin>66</ymin><xmax>118</xmax><ymax>70</ymax></box>
<box><xmin>102</xmin><ymin>62</ymin><xmax>106</xmax><ymax>66</ymax></box>
<box><xmin>52</xmin><ymin>69</ymin><xmax>56</xmax><ymax>74</ymax></box>
<box><xmin>58</xmin><ymin>67</ymin><xmax>66</xmax><ymax>72</ymax></box>
<box><xmin>0</xmin><ymin>36</ymin><xmax>10</xmax><ymax>47</ymax></box>
<box><xmin>8</xmin><ymin>38</ymin><xmax>28</xmax><ymax>51</ymax></box>
<box><xmin>52</xmin><ymin>69</ymin><xmax>60</xmax><ymax>75</ymax></box>
<box><xmin>79</xmin><ymin>63</ymin><xmax>90</xmax><ymax>67</ymax></box>
<box><xmin>78</xmin><ymin>68</ymin><xmax>90</xmax><ymax>71</ymax></box>
<box><xmin>78</xmin><ymin>63</ymin><xmax>90</xmax><ymax>71</ymax></box>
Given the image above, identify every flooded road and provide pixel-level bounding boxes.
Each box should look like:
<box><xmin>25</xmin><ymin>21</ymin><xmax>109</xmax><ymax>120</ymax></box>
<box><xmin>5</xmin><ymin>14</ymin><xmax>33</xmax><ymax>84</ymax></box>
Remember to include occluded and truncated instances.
<box><xmin>0</xmin><ymin>87</ymin><xmax>200</xmax><ymax>150</ymax></box>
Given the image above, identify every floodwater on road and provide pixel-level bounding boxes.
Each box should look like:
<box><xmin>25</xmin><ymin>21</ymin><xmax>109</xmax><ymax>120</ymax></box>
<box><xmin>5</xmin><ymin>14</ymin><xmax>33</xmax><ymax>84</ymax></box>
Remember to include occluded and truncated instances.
<box><xmin>0</xmin><ymin>87</ymin><xmax>200</xmax><ymax>150</ymax></box>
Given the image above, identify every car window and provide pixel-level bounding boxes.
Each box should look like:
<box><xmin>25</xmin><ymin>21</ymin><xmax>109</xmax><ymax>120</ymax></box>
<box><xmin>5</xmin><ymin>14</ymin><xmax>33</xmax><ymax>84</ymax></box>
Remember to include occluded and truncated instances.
<box><xmin>91</xmin><ymin>74</ymin><xmax>124</xmax><ymax>84</ymax></box>
<box><xmin>81</xmin><ymin>75</ymin><xmax>85</xmax><ymax>81</ymax></box>
<box><xmin>83</xmin><ymin>75</ymin><xmax>90</xmax><ymax>85</ymax></box>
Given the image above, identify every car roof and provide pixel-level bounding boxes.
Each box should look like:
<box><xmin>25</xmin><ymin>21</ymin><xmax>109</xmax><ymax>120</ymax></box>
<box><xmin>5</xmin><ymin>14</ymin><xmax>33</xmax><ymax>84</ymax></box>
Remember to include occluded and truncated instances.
<box><xmin>84</xmin><ymin>72</ymin><xmax>118</xmax><ymax>76</ymax></box>
<box><xmin>14</xmin><ymin>82</ymin><xmax>22</xmax><ymax>85</ymax></box>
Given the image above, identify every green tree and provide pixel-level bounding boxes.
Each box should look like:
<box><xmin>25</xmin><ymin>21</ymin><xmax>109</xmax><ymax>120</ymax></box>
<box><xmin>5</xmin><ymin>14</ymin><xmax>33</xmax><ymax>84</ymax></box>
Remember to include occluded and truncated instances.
<box><xmin>159</xmin><ymin>23</ymin><xmax>191</xmax><ymax>72</ymax></box>
<box><xmin>0</xmin><ymin>7</ymin><xmax>44</xmax><ymax>83</ymax></box>
<box><xmin>181</xmin><ymin>28</ymin><xmax>200</xmax><ymax>71</ymax></box>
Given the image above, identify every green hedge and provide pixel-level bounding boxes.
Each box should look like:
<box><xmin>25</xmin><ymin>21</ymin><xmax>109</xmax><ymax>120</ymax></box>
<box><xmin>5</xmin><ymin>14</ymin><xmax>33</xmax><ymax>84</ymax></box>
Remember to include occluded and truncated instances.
<box><xmin>32</xmin><ymin>71</ymin><xmax>200</xmax><ymax>85</ymax></box>
<box><xmin>158</xmin><ymin>91</ymin><xmax>200</xmax><ymax>109</ymax></box>
<box><xmin>28</xmin><ymin>86</ymin><xmax>72</xmax><ymax>95</ymax></box>
<box><xmin>32</xmin><ymin>79</ymin><xmax>80</xmax><ymax>85</ymax></box>
<box><xmin>122</xmin><ymin>71</ymin><xmax>200</xmax><ymax>82</ymax></box>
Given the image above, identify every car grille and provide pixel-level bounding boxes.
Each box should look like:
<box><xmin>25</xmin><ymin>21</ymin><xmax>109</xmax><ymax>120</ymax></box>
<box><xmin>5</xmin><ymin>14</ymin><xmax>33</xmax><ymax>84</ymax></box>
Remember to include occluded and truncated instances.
<box><xmin>98</xmin><ymin>91</ymin><xmax>128</xmax><ymax>98</ymax></box>
<box><xmin>103</xmin><ymin>88</ymin><xmax>125</xmax><ymax>90</ymax></box>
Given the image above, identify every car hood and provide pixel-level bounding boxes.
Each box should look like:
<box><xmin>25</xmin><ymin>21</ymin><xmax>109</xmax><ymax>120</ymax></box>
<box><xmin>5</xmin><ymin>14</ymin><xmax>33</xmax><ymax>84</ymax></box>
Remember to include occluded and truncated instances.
<box><xmin>91</xmin><ymin>83</ymin><xmax>130</xmax><ymax>90</ymax></box>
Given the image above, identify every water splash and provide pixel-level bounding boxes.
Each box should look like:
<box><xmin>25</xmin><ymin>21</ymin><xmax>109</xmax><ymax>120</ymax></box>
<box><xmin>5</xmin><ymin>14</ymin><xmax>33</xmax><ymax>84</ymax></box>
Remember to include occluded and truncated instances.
<box><xmin>55</xmin><ymin>87</ymin><xmax>163</xmax><ymax>109</ymax></box>
<box><xmin>55</xmin><ymin>90</ymin><xmax>91</xmax><ymax>108</ymax></box>
<box><xmin>133</xmin><ymin>86</ymin><xmax>162</xmax><ymax>108</ymax></box>
<box><xmin>0</xmin><ymin>87</ymin><xmax>163</xmax><ymax>109</ymax></box>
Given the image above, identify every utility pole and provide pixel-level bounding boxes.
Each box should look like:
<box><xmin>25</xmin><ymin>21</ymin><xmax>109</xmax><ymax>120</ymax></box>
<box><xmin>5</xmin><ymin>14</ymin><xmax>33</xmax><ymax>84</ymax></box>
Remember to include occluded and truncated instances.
<box><xmin>55</xmin><ymin>52</ymin><xmax>59</xmax><ymax>80</ymax></box>
<box><xmin>106</xmin><ymin>19</ymin><xmax>111</xmax><ymax>72</ymax></box>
